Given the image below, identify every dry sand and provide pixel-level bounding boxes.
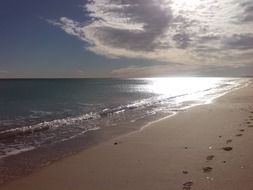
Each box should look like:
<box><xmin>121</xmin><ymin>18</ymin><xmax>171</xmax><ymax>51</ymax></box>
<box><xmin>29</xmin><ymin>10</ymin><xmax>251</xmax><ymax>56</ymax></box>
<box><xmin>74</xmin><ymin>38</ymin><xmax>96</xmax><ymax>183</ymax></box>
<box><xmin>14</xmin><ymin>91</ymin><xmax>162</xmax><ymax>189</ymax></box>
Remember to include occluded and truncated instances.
<box><xmin>1</xmin><ymin>82</ymin><xmax>253</xmax><ymax>190</ymax></box>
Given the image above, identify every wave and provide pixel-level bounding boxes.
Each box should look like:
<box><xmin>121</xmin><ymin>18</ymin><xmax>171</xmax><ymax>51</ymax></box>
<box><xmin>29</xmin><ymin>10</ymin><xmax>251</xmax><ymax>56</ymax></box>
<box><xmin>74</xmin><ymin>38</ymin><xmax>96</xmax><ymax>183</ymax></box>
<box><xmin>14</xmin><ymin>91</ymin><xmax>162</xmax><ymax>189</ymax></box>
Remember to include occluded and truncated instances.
<box><xmin>0</xmin><ymin>79</ymin><xmax>245</xmax><ymax>141</ymax></box>
<box><xmin>0</xmin><ymin>112</ymin><xmax>100</xmax><ymax>140</ymax></box>
<box><xmin>0</xmin><ymin>94</ymin><xmax>187</xmax><ymax>140</ymax></box>
<box><xmin>0</xmin><ymin>146</ymin><xmax>35</xmax><ymax>159</ymax></box>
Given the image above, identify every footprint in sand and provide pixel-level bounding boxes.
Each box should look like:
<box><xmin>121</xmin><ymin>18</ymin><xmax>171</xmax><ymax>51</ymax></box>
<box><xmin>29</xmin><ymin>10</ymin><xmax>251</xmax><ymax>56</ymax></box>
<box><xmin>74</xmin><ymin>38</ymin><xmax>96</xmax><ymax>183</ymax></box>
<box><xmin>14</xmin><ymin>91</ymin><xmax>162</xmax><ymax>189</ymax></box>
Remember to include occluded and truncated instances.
<box><xmin>236</xmin><ymin>134</ymin><xmax>243</xmax><ymax>137</ymax></box>
<box><xmin>226</xmin><ymin>139</ymin><xmax>232</xmax><ymax>144</ymax></box>
<box><xmin>222</xmin><ymin>147</ymin><xmax>233</xmax><ymax>151</ymax></box>
<box><xmin>202</xmin><ymin>166</ymin><xmax>213</xmax><ymax>173</ymax></box>
<box><xmin>182</xmin><ymin>181</ymin><xmax>193</xmax><ymax>190</ymax></box>
<box><xmin>239</xmin><ymin>129</ymin><xmax>245</xmax><ymax>132</ymax></box>
<box><xmin>248</xmin><ymin>125</ymin><xmax>253</xmax><ymax>128</ymax></box>
<box><xmin>206</xmin><ymin>155</ymin><xmax>215</xmax><ymax>161</ymax></box>
<box><xmin>113</xmin><ymin>141</ymin><xmax>121</xmax><ymax>145</ymax></box>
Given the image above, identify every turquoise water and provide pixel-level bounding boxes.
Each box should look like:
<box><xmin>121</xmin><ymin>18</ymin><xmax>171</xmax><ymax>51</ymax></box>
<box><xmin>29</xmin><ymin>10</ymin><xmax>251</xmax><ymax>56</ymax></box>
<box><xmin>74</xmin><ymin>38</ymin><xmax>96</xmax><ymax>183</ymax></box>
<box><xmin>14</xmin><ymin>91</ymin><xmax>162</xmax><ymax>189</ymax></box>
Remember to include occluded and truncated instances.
<box><xmin>0</xmin><ymin>78</ymin><xmax>248</xmax><ymax>160</ymax></box>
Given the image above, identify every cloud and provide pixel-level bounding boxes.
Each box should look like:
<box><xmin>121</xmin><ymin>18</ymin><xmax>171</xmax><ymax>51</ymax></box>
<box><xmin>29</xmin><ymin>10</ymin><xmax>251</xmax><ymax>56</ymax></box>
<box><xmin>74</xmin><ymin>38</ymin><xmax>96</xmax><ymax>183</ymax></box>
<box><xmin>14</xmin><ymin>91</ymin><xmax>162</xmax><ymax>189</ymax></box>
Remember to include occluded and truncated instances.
<box><xmin>237</xmin><ymin>0</ymin><xmax>253</xmax><ymax>23</ymax></box>
<box><xmin>87</xmin><ymin>0</ymin><xmax>173</xmax><ymax>52</ymax></box>
<box><xmin>52</xmin><ymin>0</ymin><xmax>177</xmax><ymax>59</ymax></box>
<box><xmin>223</xmin><ymin>33</ymin><xmax>253</xmax><ymax>50</ymax></box>
<box><xmin>48</xmin><ymin>17</ymin><xmax>86</xmax><ymax>40</ymax></box>
<box><xmin>50</xmin><ymin>0</ymin><xmax>253</xmax><ymax>68</ymax></box>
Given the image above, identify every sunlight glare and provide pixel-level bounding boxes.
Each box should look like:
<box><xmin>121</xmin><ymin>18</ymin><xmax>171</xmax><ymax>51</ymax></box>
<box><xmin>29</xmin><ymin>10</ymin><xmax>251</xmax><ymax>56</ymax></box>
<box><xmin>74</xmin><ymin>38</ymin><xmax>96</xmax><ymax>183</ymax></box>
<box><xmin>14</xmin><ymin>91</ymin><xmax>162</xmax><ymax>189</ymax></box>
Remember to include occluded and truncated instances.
<box><xmin>145</xmin><ymin>77</ymin><xmax>222</xmax><ymax>97</ymax></box>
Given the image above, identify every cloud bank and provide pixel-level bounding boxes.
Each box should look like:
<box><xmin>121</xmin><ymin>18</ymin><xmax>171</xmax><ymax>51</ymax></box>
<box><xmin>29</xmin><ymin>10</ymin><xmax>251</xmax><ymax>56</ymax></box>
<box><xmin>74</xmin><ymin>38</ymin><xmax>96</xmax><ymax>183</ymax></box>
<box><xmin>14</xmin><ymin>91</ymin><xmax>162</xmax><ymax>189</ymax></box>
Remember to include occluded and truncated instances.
<box><xmin>51</xmin><ymin>0</ymin><xmax>253</xmax><ymax>68</ymax></box>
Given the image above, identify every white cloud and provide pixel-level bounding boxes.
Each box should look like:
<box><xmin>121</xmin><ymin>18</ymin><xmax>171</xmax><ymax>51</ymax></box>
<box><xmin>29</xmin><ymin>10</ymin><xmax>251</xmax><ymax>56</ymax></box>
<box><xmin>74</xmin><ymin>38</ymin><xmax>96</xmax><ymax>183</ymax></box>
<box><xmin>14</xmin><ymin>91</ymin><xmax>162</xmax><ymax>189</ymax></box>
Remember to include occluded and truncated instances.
<box><xmin>50</xmin><ymin>0</ymin><xmax>253</xmax><ymax>67</ymax></box>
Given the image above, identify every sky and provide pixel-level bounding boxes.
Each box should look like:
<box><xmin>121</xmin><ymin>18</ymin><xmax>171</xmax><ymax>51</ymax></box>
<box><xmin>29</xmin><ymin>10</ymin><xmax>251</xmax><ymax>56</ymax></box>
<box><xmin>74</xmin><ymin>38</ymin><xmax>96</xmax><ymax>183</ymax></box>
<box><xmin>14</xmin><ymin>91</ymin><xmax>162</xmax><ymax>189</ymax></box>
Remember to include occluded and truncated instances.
<box><xmin>0</xmin><ymin>0</ymin><xmax>253</xmax><ymax>78</ymax></box>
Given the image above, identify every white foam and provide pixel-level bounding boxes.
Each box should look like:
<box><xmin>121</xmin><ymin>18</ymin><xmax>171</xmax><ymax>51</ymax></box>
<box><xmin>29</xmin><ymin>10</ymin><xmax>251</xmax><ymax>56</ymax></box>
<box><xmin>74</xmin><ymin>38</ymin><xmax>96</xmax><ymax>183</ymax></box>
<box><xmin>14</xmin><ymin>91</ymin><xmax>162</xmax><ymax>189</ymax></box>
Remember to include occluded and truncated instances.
<box><xmin>0</xmin><ymin>146</ymin><xmax>35</xmax><ymax>159</ymax></box>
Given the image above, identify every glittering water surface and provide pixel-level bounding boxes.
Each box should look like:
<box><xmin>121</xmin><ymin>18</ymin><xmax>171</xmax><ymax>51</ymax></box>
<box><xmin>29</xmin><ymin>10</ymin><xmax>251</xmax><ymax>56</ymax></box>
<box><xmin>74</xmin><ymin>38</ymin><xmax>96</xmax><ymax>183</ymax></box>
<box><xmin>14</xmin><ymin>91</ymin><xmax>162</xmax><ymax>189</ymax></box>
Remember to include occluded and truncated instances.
<box><xmin>0</xmin><ymin>78</ymin><xmax>248</xmax><ymax>159</ymax></box>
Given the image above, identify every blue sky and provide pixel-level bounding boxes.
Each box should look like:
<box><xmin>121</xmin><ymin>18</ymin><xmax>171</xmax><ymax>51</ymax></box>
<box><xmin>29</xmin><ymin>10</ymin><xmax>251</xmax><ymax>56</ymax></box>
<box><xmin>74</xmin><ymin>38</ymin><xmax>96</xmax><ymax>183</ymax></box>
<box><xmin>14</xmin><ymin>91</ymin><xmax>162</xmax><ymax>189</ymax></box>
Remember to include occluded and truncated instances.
<box><xmin>0</xmin><ymin>0</ymin><xmax>253</xmax><ymax>78</ymax></box>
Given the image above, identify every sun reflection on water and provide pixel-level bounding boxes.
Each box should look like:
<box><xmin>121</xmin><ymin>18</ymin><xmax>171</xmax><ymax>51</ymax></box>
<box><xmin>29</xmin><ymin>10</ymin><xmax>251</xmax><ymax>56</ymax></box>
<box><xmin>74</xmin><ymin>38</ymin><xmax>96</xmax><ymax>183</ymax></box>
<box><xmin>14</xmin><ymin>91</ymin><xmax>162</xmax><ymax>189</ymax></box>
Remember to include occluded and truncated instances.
<box><xmin>144</xmin><ymin>77</ymin><xmax>223</xmax><ymax>96</ymax></box>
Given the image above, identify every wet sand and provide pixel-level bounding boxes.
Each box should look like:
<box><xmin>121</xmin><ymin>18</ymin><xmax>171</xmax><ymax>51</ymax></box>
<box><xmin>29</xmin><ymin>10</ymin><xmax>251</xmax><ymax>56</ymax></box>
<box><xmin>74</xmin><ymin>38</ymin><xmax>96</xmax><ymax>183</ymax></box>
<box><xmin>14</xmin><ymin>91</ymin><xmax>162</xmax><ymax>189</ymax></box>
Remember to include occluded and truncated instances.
<box><xmin>1</xmin><ymin>82</ymin><xmax>253</xmax><ymax>190</ymax></box>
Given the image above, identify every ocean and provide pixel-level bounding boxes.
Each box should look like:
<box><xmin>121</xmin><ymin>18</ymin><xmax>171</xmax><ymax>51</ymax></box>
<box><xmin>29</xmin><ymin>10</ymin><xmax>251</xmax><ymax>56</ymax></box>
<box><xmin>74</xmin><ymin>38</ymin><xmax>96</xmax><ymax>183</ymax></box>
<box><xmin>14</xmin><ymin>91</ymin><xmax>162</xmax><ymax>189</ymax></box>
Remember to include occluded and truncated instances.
<box><xmin>0</xmin><ymin>77</ymin><xmax>249</xmax><ymax>182</ymax></box>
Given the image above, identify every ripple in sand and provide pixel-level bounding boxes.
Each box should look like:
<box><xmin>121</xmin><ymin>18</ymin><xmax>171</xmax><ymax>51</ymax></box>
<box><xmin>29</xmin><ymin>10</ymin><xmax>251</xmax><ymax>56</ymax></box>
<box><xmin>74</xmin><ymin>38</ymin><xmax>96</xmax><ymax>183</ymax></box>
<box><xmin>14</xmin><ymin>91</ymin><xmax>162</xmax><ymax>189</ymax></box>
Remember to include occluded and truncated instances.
<box><xmin>226</xmin><ymin>139</ymin><xmax>232</xmax><ymax>144</ymax></box>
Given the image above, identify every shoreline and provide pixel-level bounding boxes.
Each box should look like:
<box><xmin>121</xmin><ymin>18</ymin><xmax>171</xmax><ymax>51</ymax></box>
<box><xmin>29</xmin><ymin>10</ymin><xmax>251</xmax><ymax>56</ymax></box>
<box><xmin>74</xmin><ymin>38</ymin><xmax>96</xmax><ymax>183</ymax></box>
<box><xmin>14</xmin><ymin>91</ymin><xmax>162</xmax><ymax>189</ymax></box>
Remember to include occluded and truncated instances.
<box><xmin>1</xmin><ymin>81</ymin><xmax>253</xmax><ymax>190</ymax></box>
<box><xmin>116</xmin><ymin>79</ymin><xmax>249</xmax><ymax>139</ymax></box>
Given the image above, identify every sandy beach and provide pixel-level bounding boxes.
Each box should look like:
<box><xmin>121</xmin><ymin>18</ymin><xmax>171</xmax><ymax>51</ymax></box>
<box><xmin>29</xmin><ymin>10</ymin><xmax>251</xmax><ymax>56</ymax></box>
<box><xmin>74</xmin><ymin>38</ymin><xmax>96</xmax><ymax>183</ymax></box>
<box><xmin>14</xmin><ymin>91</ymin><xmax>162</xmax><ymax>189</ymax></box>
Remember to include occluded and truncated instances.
<box><xmin>1</xmin><ymin>82</ymin><xmax>253</xmax><ymax>190</ymax></box>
